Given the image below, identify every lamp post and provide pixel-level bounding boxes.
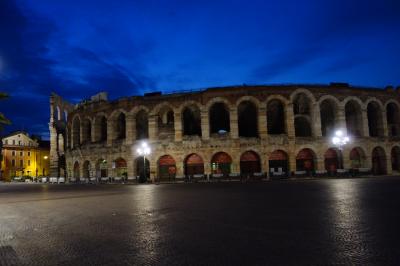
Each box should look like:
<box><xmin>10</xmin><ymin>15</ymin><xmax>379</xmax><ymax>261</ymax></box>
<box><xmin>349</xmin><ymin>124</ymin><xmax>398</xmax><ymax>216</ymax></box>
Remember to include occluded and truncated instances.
<box><xmin>331</xmin><ymin>129</ymin><xmax>350</xmax><ymax>169</ymax></box>
<box><xmin>136</xmin><ymin>142</ymin><xmax>150</xmax><ymax>182</ymax></box>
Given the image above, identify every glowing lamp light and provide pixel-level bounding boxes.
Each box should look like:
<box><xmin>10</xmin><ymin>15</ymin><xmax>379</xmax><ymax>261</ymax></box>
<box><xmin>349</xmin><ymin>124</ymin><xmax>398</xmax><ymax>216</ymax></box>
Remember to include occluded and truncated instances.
<box><xmin>331</xmin><ymin>129</ymin><xmax>350</xmax><ymax>149</ymax></box>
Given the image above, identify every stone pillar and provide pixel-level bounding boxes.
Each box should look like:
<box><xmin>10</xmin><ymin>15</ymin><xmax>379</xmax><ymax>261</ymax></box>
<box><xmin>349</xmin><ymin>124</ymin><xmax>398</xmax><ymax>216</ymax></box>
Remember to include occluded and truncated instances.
<box><xmin>289</xmin><ymin>152</ymin><xmax>296</xmax><ymax>175</ymax></box>
<box><xmin>107</xmin><ymin>119</ymin><xmax>114</xmax><ymax>146</ymax></box>
<box><xmin>312</xmin><ymin>103</ymin><xmax>322</xmax><ymax>137</ymax></box>
<box><xmin>230</xmin><ymin>108</ymin><xmax>239</xmax><ymax>139</ymax></box>
<box><xmin>91</xmin><ymin>121</ymin><xmax>96</xmax><ymax>142</ymax></box>
<box><xmin>150</xmin><ymin>157</ymin><xmax>157</xmax><ymax>182</ymax></box>
<box><xmin>126</xmin><ymin>114</ymin><xmax>135</xmax><ymax>145</ymax></box>
<box><xmin>316</xmin><ymin>156</ymin><xmax>325</xmax><ymax>172</ymax></box>
<box><xmin>201</xmin><ymin>109</ymin><xmax>209</xmax><ymax>140</ymax></box>
<box><xmin>262</xmin><ymin>153</ymin><xmax>269</xmax><ymax>178</ymax></box>
<box><xmin>176</xmin><ymin>161</ymin><xmax>184</xmax><ymax>176</ymax></box>
<box><xmin>337</xmin><ymin>106</ymin><xmax>347</xmax><ymax>131</ymax></box>
<box><xmin>342</xmin><ymin>149</ymin><xmax>351</xmax><ymax>169</ymax></box>
<box><xmin>258</xmin><ymin>107</ymin><xmax>268</xmax><ymax>139</ymax></box>
<box><xmin>204</xmin><ymin>160</ymin><xmax>211</xmax><ymax>175</ymax></box>
<box><xmin>174</xmin><ymin>111</ymin><xmax>182</xmax><ymax>142</ymax></box>
<box><xmin>148</xmin><ymin>115</ymin><xmax>157</xmax><ymax>141</ymax></box>
<box><xmin>382</xmin><ymin>111</ymin><xmax>389</xmax><ymax>137</ymax></box>
<box><xmin>386</xmin><ymin>150</ymin><xmax>393</xmax><ymax>175</ymax></box>
<box><xmin>362</xmin><ymin>108</ymin><xmax>369</xmax><ymax>137</ymax></box>
<box><xmin>286</xmin><ymin>103</ymin><xmax>295</xmax><ymax>138</ymax></box>
<box><xmin>127</xmin><ymin>156</ymin><xmax>135</xmax><ymax>178</ymax></box>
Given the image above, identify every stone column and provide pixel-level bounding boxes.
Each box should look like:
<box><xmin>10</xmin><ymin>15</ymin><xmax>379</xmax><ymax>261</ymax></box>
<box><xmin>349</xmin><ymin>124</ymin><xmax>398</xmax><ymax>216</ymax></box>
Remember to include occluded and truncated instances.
<box><xmin>229</xmin><ymin>108</ymin><xmax>239</xmax><ymax>139</ymax></box>
<box><xmin>127</xmin><ymin>154</ymin><xmax>135</xmax><ymax>179</ymax></box>
<box><xmin>312</xmin><ymin>103</ymin><xmax>322</xmax><ymax>137</ymax></box>
<box><xmin>286</xmin><ymin>103</ymin><xmax>295</xmax><ymax>138</ymax></box>
<box><xmin>258</xmin><ymin>107</ymin><xmax>268</xmax><ymax>139</ymax></box>
<box><xmin>150</xmin><ymin>157</ymin><xmax>157</xmax><ymax>182</ymax></box>
<box><xmin>289</xmin><ymin>152</ymin><xmax>296</xmax><ymax>175</ymax></box>
<box><xmin>126</xmin><ymin>114</ymin><xmax>135</xmax><ymax>145</ymax></box>
<box><xmin>382</xmin><ymin>111</ymin><xmax>389</xmax><ymax>137</ymax></box>
<box><xmin>148</xmin><ymin>115</ymin><xmax>157</xmax><ymax>141</ymax></box>
<box><xmin>386</xmin><ymin>150</ymin><xmax>393</xmax><ymax>175</ymax></box>
<box><xmin>336</xmin><ymin>105</ymin><xmax>347</xmax><ymax>132</ymax></box>
<box><xmin>176</xmin><ymin>161</ymin><xmax>184</xmax><ymax>176</ymax></box>
<box><xmin>91</xmin><ymin>121</ymin><xmax>96</xmax><ymax>142</ymax></box>
<box><xmin>107</xmin><ymin>119</ymin><xmax>114</xmax><ymax>146</ymax></box>
<box><xmin>174</xmin><ymin>111</ymin><xmax>182</xmax><ymax>142</ymax></box>
<box><xmin>262</xmin><ymin>153</ymin><xmax>269</xmax><ymax>178</ymax></box>
<box><xmin>342</xmin><ymin>148</ymin><xmax>351</xmax><ymax>169</ymax></box>
<box><xmin>316</xmin><ymin>157</ymin><xmax>326</xmax><ymax>171</ymax></box>
<box><xmin>201</xmin><ymin>109</ymin><xmax>209</xmax><ymax>140</ymax></box>
<box><xmin>362</xmin><ymin>108</ymin><xmax>369</xmax><ymax>137</ymax></box>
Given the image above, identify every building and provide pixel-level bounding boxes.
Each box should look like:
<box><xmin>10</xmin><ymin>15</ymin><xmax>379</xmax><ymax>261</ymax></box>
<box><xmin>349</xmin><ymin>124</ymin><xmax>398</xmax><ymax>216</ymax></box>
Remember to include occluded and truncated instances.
<box><xmin>0</xmin><ymin>131</ymin><xmax>50</xmax><ymax>181</ymax></box>
<box><xmin>49</xmin><ymin>84</ymin><xmax>400</xmax><ymax>181</ymax></box>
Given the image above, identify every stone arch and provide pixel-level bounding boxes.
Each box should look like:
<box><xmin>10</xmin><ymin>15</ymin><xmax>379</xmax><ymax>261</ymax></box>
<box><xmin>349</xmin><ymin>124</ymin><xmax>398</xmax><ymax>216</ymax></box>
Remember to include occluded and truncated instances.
<box><xmin>182</xmin><ymin>104</ymin><xmax>202</xmax><ymax>137</ymax></box>
<box><xmin>372</xmin><ymin>146</ymin><xmax>387</xmax><ymax>175</ymax></box>
<box><xmin>184</xmin><ymin>153</ymin><xmax>204</xmax><ymax>176</ymax></box>
<box><xmin>238</xmin><ymin>100</ymin><xmax>258</xmax><ymax>138</ymax></box>
<box><xmin>345</xmin><ymin>99</ymin><xmax>363</xmax><ymax>137</ymax></box>
<box><xmin>153</xmin><ymin>103</ymin><xmax>175</xmax><ymax>140</ymax></box>
<box><xmin>211</xmin><ymin>152</ymin><xmax>232</xmax><ymax>175</ymax></box>
<box><xmin>349</xmin><ymin>147</ymin><xmax>367</xmax><ymax>169</ymax></box>
<box><xmin>367</xmin><ymin>100</ymin><xmax>384</xmax><ymax>137</ymax></box>
<box><xmin>294</xmin><ymin>116</ymin><xmax>312</xmax><ymax>137</ymax></box>
<box><xmin>290</xmin><ymin>89</ymin><xmax>316</xmax><ymax>104</ymax></box>
<box><xmin>269</xmin><ymin>150</ymin><xmax>289</xmax><ymax>174</ymax></box>
<box><xmin>267</xmin><ymin>98</ymin><xmax>286</xmax><ymax>134</ymax></box>
<box><xmin>292</xmin><ymin>92</ymin><xmax>313</xmax><ymax>137</ymax></box>
<box><xmin>209</xmin><ymin>101</ymin><xmax>230</xmax><ymax>135</ymax></box>
<box><xmin>136</xmin><ymin>109</ymin><xmax>149</xmax><ymax>140</ymax></box>
<box><xmin>73</xmin><ymin>161</ymin><xmax>80</xmax><ymax>178</ymax></box>
<box><xmin>83</xmin><ymin>160</ymin><xmax>91</xmax><ymax>178</ymax></box>
<box><xmin>296</xmin><ymin>148</ymin><xmax>317</xmax><ymax>172</ymax></box>
<box><xmin>96</xmin><ymin>158</ymin><xmax>108</xmax><ymax>178</ymax></box>
<box><xmin>319</xmin><ymin>97</ymin><xmax>339</xmax><ymax>137</ymax></box>
<box><xmin>158</xmin><ymin>155</ymin><xmax>176</xmax><ymax>180</ymax></box>
<box><xmin>386</xmin><ymin>101</ymin><xmax>400</xmax><ymax>137</ymax></box>
<box><xmin>235</xmin><ymin>95</ymin><xmax>261</xmax><ymax>109</ymax></box>
<box><xmin>324</xmin><ymin>148</ymin><xmax>342</xmax><ymax>172</ymax></box>
<box><xmin>94</xmin><ymin>114</ymin><xmax>108</xmax><ymax>142</ymax></box>
<box><xmin>391</xmin><ymin>146</ymin><xmax>400</xmax><ymax>172</ymax></box>
<box><xmin>114</xmin><ymin>157</ymin><xmax>127</xmax><ymax>177</ymax></box>
<box><xmin>240</xmin><ymin>150</ymin><xmax>261</xmax><ymax>175</ymax></box>
<box><xmin>82</xmin><ymin>117</ymin><xmax>92</xmax><ymax>144</ymax></box>
<box><xmin>72</xmin><ymin>115</ymin><xmax>81</xmax><ymax>148</ymax></box>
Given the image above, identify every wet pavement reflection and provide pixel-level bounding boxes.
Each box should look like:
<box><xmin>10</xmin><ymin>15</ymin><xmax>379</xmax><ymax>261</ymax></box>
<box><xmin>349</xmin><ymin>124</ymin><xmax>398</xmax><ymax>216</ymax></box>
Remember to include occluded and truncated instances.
<box><xmin>0</xmin><ymin>177</ymin><xmax>400</xmax><ymax>265</ymax></box>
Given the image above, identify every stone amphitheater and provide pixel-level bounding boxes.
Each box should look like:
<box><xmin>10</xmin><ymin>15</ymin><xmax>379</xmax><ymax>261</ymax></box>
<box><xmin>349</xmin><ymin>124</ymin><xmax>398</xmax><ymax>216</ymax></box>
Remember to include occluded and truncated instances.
<box><xmin>49</xmin><ymin>83</ymin><xmax>400</xmax><ymax>181</ymax></box>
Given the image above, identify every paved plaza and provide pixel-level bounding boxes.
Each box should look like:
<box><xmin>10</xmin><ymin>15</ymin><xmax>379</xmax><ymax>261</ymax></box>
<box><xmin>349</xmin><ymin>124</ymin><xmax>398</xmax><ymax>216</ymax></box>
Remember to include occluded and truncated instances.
<box><xmin>0</xmin><ymin>177</ymin><xmax>400</xmax><ymax>265</ymax></box>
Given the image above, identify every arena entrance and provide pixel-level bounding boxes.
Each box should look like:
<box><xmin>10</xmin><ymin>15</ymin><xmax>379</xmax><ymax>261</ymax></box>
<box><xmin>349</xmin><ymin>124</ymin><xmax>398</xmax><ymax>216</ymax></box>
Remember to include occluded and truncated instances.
<box><xmin>372</xmin><ymin>147</ymin><xmax>387</xmax><ymax>175</ymax></box>
<box><xmin>349</xmin><ymin>147</ymin><xmax>366</xmax><ymax>169</ymax></box>
<box><xmin>96</xmin><ymin>159</ymin><xmax>108</xmax><ymax>178</ymax></box>
<box><xmin>114</xmin><ymin>158</ymin><xmax>127</xmax><ymax>178</ymax></box>
<box><xmin>184</xmin><ymin>154</ymin><xmax>204</xmax><ymax>176</ymax></box>
<box><xmin>135</xmin><ymin>157</ymin><xmax>150</xmax><ymax>180</ymax></box>
<box><xmin>269</xmin><ymin>150</ymin><xmax>288</xmax><ymax>175</ymax></box>
<box><xmin>211</xmin><ymin>152</ymin><xmax>232</xmax><ymax>175</ymax></box>
<box><xmin>158</xmin><ymin>155</ymin><xmax>176</xmax><ymax>181</ymax></box>
<box><xmin>73</xmin><ymin>161</ymin><xmax>80</xmax><ymax>178</ymax></box>
<box><xmin>240</xmin><ymin>151</ymin><xmax>261</xmax><ymax>175</ymax></box>
<box><xmin>296</xmin><ymin>149</ymin><xmax>315</xmax><ymax>172</ymax></box>
<box><xmin>324</xmin><ymin>148</ymin><xmax>341</xmax><ymax>173</ymax></box>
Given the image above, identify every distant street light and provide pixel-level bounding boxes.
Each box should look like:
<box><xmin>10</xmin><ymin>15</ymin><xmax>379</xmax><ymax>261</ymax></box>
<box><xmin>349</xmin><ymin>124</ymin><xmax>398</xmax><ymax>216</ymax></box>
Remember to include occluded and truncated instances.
<box><xmin>136</xmin><ymin>142</ymin><xmax>150</xmax><ymax>182</ymax></box>
<box><xmin>331</xmin><ymin>129</ymin><xmax>350</xmax><ymax>169</ymax></box>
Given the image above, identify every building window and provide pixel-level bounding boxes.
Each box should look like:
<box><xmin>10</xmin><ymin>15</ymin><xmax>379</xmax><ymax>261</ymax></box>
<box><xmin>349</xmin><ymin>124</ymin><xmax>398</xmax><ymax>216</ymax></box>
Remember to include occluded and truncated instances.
<box><xmin>20</xmin><ymin>160</ymin><xmax>23</xmax><ymax>167</ymax></box>
<box><xmin>12</xmin><ymin>151</ymin><xmax>15</xmax><ymax>156</ymax></box>
<box><xmin>20</xmin><ymin>151</ymin><xmax>23</xmax><ymax>156</ymax></box>
<box><xmin>12</xmin><ymin>160</ymin><xmax>15</xmax><ymax>167</ymax></box>
<box><xmin>19</xmin><ymin>140</ymin><xmax>22</xmax><ymax>145</ymax></box>
<box><xmin>28</xmin><ymin>160</ymin><xmax>30</xmax><ymax>166</ymax></box>
<box><xmin>13</xmin><ymin>140</ymin><xmax>15</xmax><ymax>145</ymax></box>
<box><xmin>28</xmin><ymin>151</ymin><xmax>31</xmax><ymax>156</ymax></box>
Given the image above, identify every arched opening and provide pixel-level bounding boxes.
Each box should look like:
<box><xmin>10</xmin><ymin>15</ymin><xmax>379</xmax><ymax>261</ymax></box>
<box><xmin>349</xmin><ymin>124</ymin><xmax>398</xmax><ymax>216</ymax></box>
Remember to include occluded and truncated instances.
<box><xmin>157</xmin><ymin>107</ymin><xmax>175</xmax><ymax>139</ymax></box>
<box><xmin>324</xmin><ymin>148</ymin><xmax>341</xmax><ymax>172</ymax></box>
<box><xmin>345</xmin><ymin>100</ymin><xmax>363</xmax><ymax>137</ymax></box>
<box><xmin>294</xmin><ymin>116</ymin><xmax>312</xmax><ymax>137</ymax></box>
<box><xmin>115</xmin><ymin>113</ymin><xmax>126</xmax><ymax>140</ymax></box>
<box><xmin>158</xmin><ymin>155</ymin><xmax>176</xmax><ymax>180</ymax></box>
<box><xmin>240</xmin><ymin>151</ymin><xmax>261</xmax><ymax>175</ymax></box>
<box><xmin>184</xmin><ymin>153</ymin><xmax>204</xmax><ymax>176</ymax></box>
<box><xmin>267</xmin><ymin>99</ymin><xmax>285</xmax><ymax>134</ymax></box>
<box><xmin>269</xmin><ymin>150</ymin><xmax>288</xmax><ymax>174</ymax></box>
<box><xmin>72</xmin><ymin>117</ymin><xmax>81</xmax><ymax>148</ymax></box>
<box><xmin>209</xmin><ymin>102</ymin><xmax>230</xmax><ymax>136</ymax></box>
<box><xmin>182</xmin><ymin>105</ymin><xmax>201</xmax><ymax>136</ymax></box>
<box><xmin>95</xmin><ymin>116</ymin><xmax>107</xmax><ymax>142</ymax></box>
<box><xmin>238</xmin><ymin>101</ymin><xmax>258</xmax><ymax>137</ymax></box>
<box><xmin>83</xmin><ymin>161</ymin><xmax>91</xmax><ymax>178</ymax></box>
<box><xmin>367</xmin><ymin>102</ymin><xmax>384</xmax><ymax>137</ymax></box>
<box><xmin>296</xmin><ymin>148</ymin><xmax>316</xmax><ymax>172</ymax></box>
<box><xmin>391</xmin><ymin>146</ymin><xmax>400</xmax><ymax>172</ymax></box>
<box><xmin>136</xmin><ymin>110</ymin><xmax>148</xmax><ymax>140</ymax></box>
<box><xmin>114</xmin><ymin>158</ymin><xmax>127</xmax><ymax>178</ymax></box>
<box><xmin>82</xmin><ymin>119</ymin><xmax>91</xmax><ymax>144</ymax></box>
<box><xmin>293</xmin><ymin>93</ymin><xmax>313</xmax><ymax>137</ymax></box>
<box><xmin>96</xmin><ymin>159</ymin><xmax>108</xmax><ymax>178</ymax></box>
<box><xmin>372</xmin><ymin>147</ymin><xmax>387</xmax><ymax>175</ymax></box>
<box><xmin>320</xmin><ymin>99</ymin><xmax>337</xmax><ymax>137</ymax></box>
<box><xmin>211</xmin><ymin>152</ymin><xmax>232</xmax><ymax>175</ymax></box>
<box><xmin>349</xmin><ymin>147</ymin><xmax>367</xmax><ymax>169</ymax></box>
<box><xmin>73</xmin><ymin>161</ymin><xmax>80</xmax><ymax>178</ymax></box>
<box><xmin>135</xmin><ymin>156</ymin><xmax>150</xmax><ymax>180</ymax></box>
<box><xmin>387</xmin><ymin>103</ymin><xmax>400</xmax><ymax>137</ymax></box>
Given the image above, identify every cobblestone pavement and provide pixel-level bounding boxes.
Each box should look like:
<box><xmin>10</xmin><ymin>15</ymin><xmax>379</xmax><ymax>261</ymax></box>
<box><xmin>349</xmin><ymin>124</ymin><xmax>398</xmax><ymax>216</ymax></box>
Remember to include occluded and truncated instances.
<box><xmin>1</xmin><ymin>177</ymin><xmax>400</xmax><ymax>265</ymax></box>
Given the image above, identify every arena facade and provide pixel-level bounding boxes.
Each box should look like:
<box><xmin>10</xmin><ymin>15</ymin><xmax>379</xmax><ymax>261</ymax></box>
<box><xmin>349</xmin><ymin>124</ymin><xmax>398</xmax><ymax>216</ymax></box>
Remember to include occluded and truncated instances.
<box><xmin>49</xmin><ymin>84</ymin><xmax>400</xmax><ymax>181</ymax></box>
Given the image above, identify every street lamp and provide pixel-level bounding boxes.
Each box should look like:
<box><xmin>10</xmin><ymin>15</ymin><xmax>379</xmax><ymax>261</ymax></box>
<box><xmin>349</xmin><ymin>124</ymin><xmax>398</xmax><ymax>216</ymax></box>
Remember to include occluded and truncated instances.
<box><xmin>331</xmin><ymin>129</ymin><xmax>350</xmax><ymax>169</ymax></box>
<box><xmin>136</xmin><ymin>142</ymin><xmax>150</xmax><ymax>182</ymax></box>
